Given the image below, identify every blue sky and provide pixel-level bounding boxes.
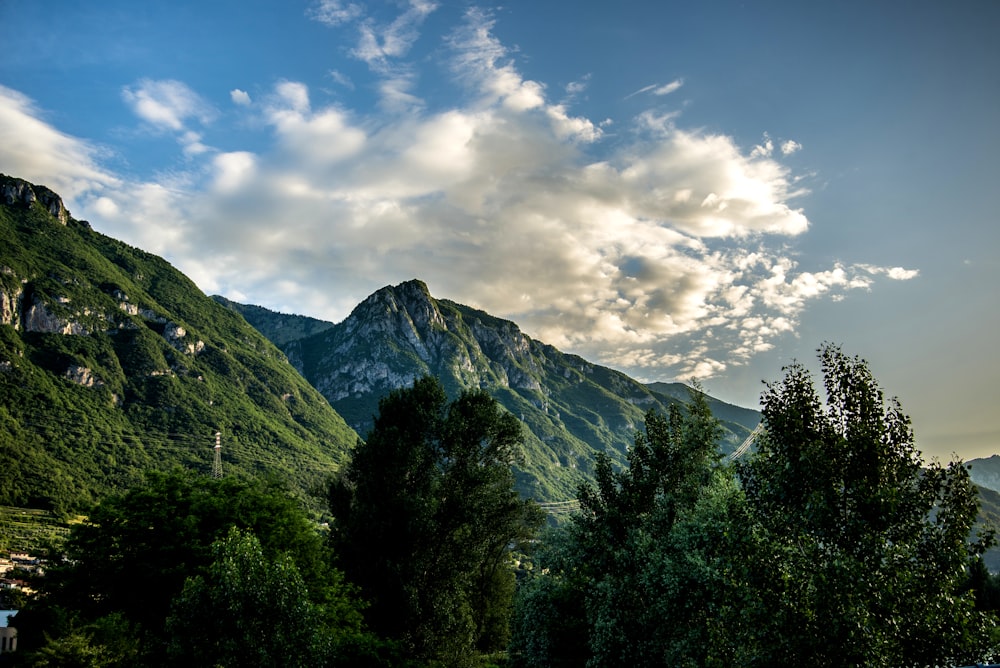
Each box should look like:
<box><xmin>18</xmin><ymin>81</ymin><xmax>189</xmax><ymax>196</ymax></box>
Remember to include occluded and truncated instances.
<box><xmin>1</xmin><ymin>0</ymin><xmax>997</xmax><ymax>461</ymax></box>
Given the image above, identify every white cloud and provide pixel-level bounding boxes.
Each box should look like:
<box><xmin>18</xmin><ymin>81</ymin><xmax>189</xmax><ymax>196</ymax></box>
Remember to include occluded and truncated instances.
<box><xmin>122</xmin><ymin>79</ymin><xmax>215</xmax><ymax>131</ymax></box>
<box><xmin>274</xmin><ymin>80</ymin><xmax>310</xmax><ymax>113</ymax></box>
<box><xmin>181</xmin><ymin>131</ymin><xmax>210</xmax><ymax>156</ymax></box>
<box><xmin>447</xmin><ymin>9</ymin><xmax>547</xmax><ymax>111</ymax></box>
<box><xmin>231</xmin><ymin>89</ymin><xmax>252</xmax><ymax>106</ymax></box>
<box><xmin>92</xmin><ymin>196</ymin><xmax>120</xmax><ymax>217</ymax></box>
<box><xmin>751</xmin><ymin>136</ymin><xmax>773</xmax><ymax>158</ymax></box>
<box><xmin>307</xmin><ymin>0</ymin><xmax>363</xmax><ymax>27</ymax></box>
<box><xmin>212</xmin><ymin>152</ymin><xmax>257</xmax><ymax>193</ymax></box>
<box><xmin>565</xmin><ymin>75</ymin><xmax>591</xmax><ymax>97</ymax></box>
<box><xmin>328</xmin><ymin>70</ymin><xmax>355</xmax><ymax>89</ymax></box>
<box><xmin>0</xmin><ymin>85</ymin><xmax>119</xmax><ymax>202</ymax></box>
<box><xmin>653</xmin><ymin>79</ymin><xmax>684</xmax><ymax>96</ymax></box>
<box><xmin>781</xmin><ymin>139</ymin><xmax>802</xmax><ymax>155</ymax></box>
<box><xmin>0</xmin><ymin>11</ymin><xmax>918</xmax><ymax>387</ymax></box>
<box><xmin>887</xmin><ymin>266</ymin><xmax>919</xmax><ymax>280</ymax></box>
<box><xmin>857</xmin><ymin>265</ymin><xmax>920</xmax><ymax>281</ymax></box>
<box><xmin>349</xmin><ymin>0</ymin><xmax>437</xmax><ymax>70</ymax></box>
<box><xmin>626</xmin><ymin>80</ymin><xmax>684</xmax><ymax>99</ymax></box>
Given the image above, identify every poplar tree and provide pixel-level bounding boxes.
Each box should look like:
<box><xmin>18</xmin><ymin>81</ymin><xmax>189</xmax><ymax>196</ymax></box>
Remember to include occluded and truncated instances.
<box><xmin>738</xmin><ymin>343</ymin><xmax>997</xmax><ymax>667</ymax></box>
<box><xmin>328</xmin><ymin>376</ymin><xmax>544</xmax><ymax>665</ymax></box>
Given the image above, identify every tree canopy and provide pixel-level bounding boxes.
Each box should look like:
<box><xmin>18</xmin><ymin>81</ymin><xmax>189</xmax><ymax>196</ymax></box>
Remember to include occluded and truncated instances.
<box><xmin>511</xmin><ymin>345</ymin><xmax>998</xmax><ymax>667</ymax></box>
<box><xmin>736</xmin><ymin>344</ymin><xmax>996</xmax><ymax>666</ymax></box>
<box><xmin>329</xmin><ymin>376</ymin><xmax>544</xmax><ymax>665</ymax></box>
<box><xmin>14</xmin><ymin>470</ymin><xmax>371</xmax><ymax>666</ymax></box>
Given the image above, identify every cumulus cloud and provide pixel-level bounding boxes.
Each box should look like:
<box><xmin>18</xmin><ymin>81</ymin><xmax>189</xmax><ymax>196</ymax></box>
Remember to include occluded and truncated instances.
<box><xmin>858</xmin><ymin>265</ymin><xmax>920</xmax><ymax>281</ymax></box>
<box><xmin>231</xmin><ymin>89</ymin><xmax>252</xmax><ymax>106</ymax></box>
<box><xmin>752</xmin><ymin>134</ymin><xmax>803</xmax><ymax>159</ymax></box>
<box><xmin>0</xmin><ymin>12</ymin><xmax>917</xmax><ymax>386</ymax></box>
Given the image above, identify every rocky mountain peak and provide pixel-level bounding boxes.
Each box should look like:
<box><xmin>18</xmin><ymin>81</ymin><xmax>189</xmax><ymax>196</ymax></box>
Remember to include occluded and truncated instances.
<box><xmin>1</xmin><ymin>174</ymin><xmax>69</xmax><ymax>225</ymax></box>
<box><xmin>348</xmin><ymin>279</ymin><xmax>447</xmax><ymax>341</ymax></box>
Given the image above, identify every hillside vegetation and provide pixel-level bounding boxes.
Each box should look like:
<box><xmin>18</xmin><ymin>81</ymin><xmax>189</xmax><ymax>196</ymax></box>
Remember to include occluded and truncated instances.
<box><xmin>0</xmin><ymin>175</ymin><xmax>357</xmax><ymax>514</ymax></box>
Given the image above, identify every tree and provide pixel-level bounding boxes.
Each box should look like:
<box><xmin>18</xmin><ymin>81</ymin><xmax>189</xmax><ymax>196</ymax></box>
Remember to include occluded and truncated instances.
<box><xmin>17</xmin><ymin>470</ymin><xmax>369</xmax><ymax>665</ymax></box>
<box><xmin>16</xmin><ymin>614</ymin><xmax>141</xmax><ymax>668</ymax></box>
<box><xmin>737</xmin><ymin>343</ymin><xmax>997</xmax><ymax>666</ymax></box>
<box><xmin>329</xmin><ymin>376</ymin><xmax>544</xmax><ymax>665</ymax></box>
<box><xmin>511</xmin><ymin>388</ymin><xmax>741</xmax><ymax>667</ymax></box>
<box><xmin>165</xmin><ymin>527</ymin><xmax>331</xmax><ymax>667</ymax></box>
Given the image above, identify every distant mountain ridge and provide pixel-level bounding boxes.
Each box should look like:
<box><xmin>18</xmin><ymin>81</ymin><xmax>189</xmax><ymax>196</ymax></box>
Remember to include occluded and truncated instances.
<box><xmin>220</xmin><ymin>279</ymin><xmax>761</xmax><ymax>501</ymax></box>
<box><xmin>968</xmin><ymin>456</ymin><xmax>1000</xmax><ymax>495</ymax></box>
<box><xmin>0</xmin><ymin>175</ymin><xmax>358</xmax><ymax>513</ymax></box>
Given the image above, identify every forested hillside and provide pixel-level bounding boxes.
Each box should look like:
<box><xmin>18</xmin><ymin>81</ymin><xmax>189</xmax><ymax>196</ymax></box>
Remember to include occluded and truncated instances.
<box><xmin>0</xmin><ymin>175</ymin><xmax>357</xmax><ymax>513</ymax></box>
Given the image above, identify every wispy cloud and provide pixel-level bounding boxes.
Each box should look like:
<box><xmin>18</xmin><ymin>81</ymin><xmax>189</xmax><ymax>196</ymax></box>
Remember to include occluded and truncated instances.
<box><xmin>652</xmin><ymin>79</ymin><xmax>684</xmax><ymax>95</ymax></box>
<box><xmin>0</xmin><ymin>12</ymin><xmax>915</xmax><ymax>385</ymax></box>
<box><xmin>307</xmin><ymin>0</ymin><xmax>363</xmax><ymax>27</ymax></box>
<box><xmin>626</xmin><ymin>79</ymin><xmax>683</xmax><ymax>99</ymax></box>
<box><xmin>351</xmin><ymin>0</ymin><xmax>437</xmax><ymax>69</ymax></box>
<box><xmin>122</xmin><ymin>79</ymin><xmax>215</xmax><ymax>131</ymax></box>
<box><xmin>0</xmin><ymin>85</ymin><xmax>119</xmax><ymax>199</ymax></box>
<box><xmin>122</xmin><ymin>79</ymin><xmax>216</xmax><ymax>156</ymax></box>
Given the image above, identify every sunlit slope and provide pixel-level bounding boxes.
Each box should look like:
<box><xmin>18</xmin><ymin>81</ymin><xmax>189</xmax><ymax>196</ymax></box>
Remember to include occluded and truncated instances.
<box><xmin>0</xmin><ymin>175</ymin><xmax>357</xmax><ymax>513</ymax></box>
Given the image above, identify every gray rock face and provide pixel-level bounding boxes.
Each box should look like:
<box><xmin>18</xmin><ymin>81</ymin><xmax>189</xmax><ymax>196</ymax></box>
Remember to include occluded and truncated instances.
<box><xmin>289</xmin><ymin>279</ymin><xmax>583</xmax><ymax>427</ymax></box>
<box><xmin>25</xmin><ymin>297</ymin><xmax>88</xmax><ymax>335</ymax></box>
<box><xmin>1</xmin><ymin>178</ymin><xmax>69</xmax><ymax>224</ymax></box>
<box><xmin>0</xmin><ymin>285</ymin><xmax>23</xmax><ymax>329</ymax></box>
<box><xmin>65</xmin><ymin>365</ymin><xmax>103</xmax><ymax>387</ymax></box>
<box><xmin>164</xmin><ymin>321</ymin><xmax>205</xmax><ymax>355</ymax></box>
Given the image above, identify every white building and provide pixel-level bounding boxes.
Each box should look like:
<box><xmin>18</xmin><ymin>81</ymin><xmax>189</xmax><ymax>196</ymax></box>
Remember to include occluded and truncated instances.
<box><xmin>0</xmin><ymin>610</ymin><xmax>16</xmax><ymax>654</ymax></box>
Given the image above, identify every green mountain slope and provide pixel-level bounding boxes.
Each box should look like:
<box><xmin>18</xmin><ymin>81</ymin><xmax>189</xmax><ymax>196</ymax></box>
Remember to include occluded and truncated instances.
<box><xmin>0</xmin><ymin>175</ymin><xmax>357</xmax><ymax>514</ymax></box>
<box><xmin>222</xmin><ymin>280</ymin><xmax>761</xmax><ymax>502</ymax></box>
<box><xmin>214</xmin><ymin>295</ymin><xmax>335</xmax><ymax>346</ymax></box>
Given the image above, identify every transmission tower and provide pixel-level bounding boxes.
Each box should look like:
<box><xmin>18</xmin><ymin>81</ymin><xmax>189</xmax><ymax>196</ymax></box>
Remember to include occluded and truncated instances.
<box><xmin>212</xmin><ymin>430</ymin><xmax>223</xmax><ymax>478</ymax></box>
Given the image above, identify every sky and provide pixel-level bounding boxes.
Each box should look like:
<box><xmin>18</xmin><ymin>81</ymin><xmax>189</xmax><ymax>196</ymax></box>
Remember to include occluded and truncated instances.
<box><xmin>1</xmin><ymin>0</ymin><xmax>998</xmax><ymax>462</ymax></box>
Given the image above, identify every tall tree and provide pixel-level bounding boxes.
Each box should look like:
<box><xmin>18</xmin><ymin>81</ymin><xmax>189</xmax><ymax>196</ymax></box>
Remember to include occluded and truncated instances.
<box><xmin>738</xmin><ymin>343</ymin><xmax>997</xmax><ymax>666</ymax></box>
<box><xmin>329</xmin><ymin>376</ymin><xmax>544</xmax><ymax>665</ymax></box>
<box><xmin>511</xmin><ymin>388</ymin><xmax>739</xmax><ymax>667</ymax></box>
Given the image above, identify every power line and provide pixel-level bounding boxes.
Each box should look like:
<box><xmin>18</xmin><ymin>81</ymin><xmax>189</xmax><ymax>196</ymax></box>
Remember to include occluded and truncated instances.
<box><xmin>727</xmin><ymin>422</ymin><xmax>764</xmax><ymax>461</ymax></box>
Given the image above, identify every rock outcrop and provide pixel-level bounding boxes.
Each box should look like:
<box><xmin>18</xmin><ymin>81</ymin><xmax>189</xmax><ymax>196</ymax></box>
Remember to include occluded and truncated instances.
<box><xmin>1</xmin><ymin>175</ymin><xmax>69</xmax><ymax>224</ymax></box>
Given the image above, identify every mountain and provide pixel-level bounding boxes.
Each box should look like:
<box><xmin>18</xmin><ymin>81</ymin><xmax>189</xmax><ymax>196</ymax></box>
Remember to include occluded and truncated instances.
<box><xmin>646</xmin><ymin>381</ymin><xmax>764</xmax><ymax>430</ymax></box>
<box><xmin>0</xmin><ymin>175</ymin><xmax>358</xmax><ymax>514</ymax></box>
<box><xmin>220</xmin><ymin>279</ymin><xmax>761</xmax><ymax>501</ymax></box>
<box><xmin>213</xmin><ymin>296</ymin><xmax>334</xmax><ymax>346</ymax></box>
<box><xmin>968</xmin><ymin>455</ymin><xmax>1000</xmax><ymax>495</ymax></box>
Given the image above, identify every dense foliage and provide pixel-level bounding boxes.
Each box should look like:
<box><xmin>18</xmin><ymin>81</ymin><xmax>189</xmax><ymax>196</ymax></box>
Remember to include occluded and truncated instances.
<box><xmin>166</xmin><ymin>527</ymin><xmax>339</xmax><ymax>667</ymax></box>
<box><xmin>511</xmin><ymin>345</ymin><xmax>998</xmax><ymax>667</ymax></box>
<box><xmin>329</xmin><ymin>376</ymin><xmax>545</xmax><ymax>666</ymax></box>
<box><xmin>12</xmin><ymin>471</ymin><xmax>375</xmax><ymax>666</ymax></box>
<box><xmin>737</xmin><ymin>344</ymin><xmax>995</xmax><ymax>666</ymax></box>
